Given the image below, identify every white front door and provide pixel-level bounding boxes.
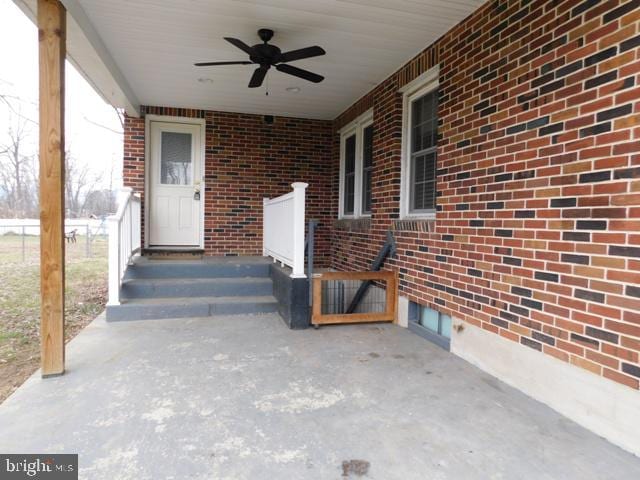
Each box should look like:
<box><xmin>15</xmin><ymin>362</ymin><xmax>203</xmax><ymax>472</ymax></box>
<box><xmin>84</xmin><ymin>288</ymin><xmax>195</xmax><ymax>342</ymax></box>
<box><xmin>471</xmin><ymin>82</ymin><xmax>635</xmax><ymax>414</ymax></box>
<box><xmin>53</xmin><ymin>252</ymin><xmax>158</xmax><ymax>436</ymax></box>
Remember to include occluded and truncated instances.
<box><xmin>148</xmin><ymin>121</ymin><xmax>203</xmax><ymax>247</ymax></box>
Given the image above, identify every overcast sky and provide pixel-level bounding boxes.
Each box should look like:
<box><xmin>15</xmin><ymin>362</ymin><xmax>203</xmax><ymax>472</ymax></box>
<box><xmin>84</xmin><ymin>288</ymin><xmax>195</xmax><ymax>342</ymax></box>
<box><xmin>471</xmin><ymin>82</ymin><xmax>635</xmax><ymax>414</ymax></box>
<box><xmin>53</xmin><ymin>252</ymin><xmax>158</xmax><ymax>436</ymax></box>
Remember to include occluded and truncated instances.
<box><xmin>0</xmin><ymin>0</ymin><xmax>123</xmax><ymax>189</ymax></box>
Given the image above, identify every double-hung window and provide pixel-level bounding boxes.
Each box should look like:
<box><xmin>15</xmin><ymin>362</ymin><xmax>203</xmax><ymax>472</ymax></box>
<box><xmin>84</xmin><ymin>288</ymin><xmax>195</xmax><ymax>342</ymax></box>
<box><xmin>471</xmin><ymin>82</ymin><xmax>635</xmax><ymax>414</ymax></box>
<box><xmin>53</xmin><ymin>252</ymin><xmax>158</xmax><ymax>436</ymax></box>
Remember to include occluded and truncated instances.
<box><xmin>343</xmin><ymin>134</ymin><xmax>357</xmax><ymax>215</ymax></box>
<box><xmin>361</xmin><ymin>125</ymin><xmax>373</xmax><ymax>214</ymax></box>
<box><xmin>339</xmin><ymin>110</ymin><xmax>373</xmax><ymax>218</ymax></box>
<box><xmin>400</xmin><ymin>67</ymin><xmax>439</xmax><ymax>218</ymax></box>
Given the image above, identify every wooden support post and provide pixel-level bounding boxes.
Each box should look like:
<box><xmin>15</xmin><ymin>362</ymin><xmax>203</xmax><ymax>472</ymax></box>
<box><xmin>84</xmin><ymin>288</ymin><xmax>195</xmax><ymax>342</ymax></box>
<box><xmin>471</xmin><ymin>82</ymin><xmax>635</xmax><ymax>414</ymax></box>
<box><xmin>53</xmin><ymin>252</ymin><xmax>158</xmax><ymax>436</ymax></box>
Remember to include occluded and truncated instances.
<box><xmin>38</xmin><ymin>0</ymin><xmax>66</xmax><ymax>377</ymax></box>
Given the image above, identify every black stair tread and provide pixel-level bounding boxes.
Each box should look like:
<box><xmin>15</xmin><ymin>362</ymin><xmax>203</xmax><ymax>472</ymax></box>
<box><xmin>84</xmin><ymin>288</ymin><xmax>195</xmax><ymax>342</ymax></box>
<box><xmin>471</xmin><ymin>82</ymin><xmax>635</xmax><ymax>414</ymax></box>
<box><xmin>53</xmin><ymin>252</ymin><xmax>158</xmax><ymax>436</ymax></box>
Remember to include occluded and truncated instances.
<box><xmin>119</xmin><ymin>295</ymin><xmax>277</xmax><ymax>305</ymax></box>
<box><xmin>132</xmin><ymin>256</ymin><xmax>271</xmax><ymax>266</ymax></box>
<box><xmin>122</xmin><ymin>277</ymin><xmax>272</xmax><ymax>285</ymax></box>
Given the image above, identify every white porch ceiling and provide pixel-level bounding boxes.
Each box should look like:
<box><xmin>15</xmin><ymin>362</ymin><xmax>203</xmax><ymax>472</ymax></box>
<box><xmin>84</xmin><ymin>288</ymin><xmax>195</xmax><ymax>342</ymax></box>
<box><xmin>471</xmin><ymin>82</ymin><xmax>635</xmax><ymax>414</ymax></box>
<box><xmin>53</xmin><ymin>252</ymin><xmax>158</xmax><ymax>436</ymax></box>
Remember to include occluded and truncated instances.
<box><xmin>20</xmin><ymin>0</ymin><xmax>486</xmax><ymax>119</ymax></box>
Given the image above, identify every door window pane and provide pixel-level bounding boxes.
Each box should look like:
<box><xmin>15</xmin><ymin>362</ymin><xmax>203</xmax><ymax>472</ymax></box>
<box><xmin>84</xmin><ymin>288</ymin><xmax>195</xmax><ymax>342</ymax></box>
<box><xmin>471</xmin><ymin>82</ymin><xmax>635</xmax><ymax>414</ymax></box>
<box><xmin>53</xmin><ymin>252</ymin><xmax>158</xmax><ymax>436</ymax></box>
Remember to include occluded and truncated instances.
<box><xmin>161</xmin><ymin>132</ymin><xmax>192</xmax><ymax>185</ymax></box>
<box><xmin>343</xmin><ymin>134</ymin><xmax>356</xmax><ymax>215</ymax></box>
<box><xmin>362</xmin><ymin>125</ymin><xmax>373</xmax><ymax>214</ymax></box>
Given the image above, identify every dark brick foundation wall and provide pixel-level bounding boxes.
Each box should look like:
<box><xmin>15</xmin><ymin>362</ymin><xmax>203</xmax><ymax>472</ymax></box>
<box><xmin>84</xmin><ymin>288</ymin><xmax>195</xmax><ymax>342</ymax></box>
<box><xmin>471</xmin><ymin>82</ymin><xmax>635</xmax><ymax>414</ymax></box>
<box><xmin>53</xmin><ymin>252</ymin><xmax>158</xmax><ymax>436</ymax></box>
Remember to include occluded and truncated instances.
<box><xmin>270</xmin><ymin>263</ymin><xmax>310</xmax><ymax>330</ymax></box>
<box><xmin>123</xmin><ymin>107</ymin><xmax>334</xmax><ymax>266</ymax></box>
<box><xmin>331</xmin><ymin>0</ymin><xmax>640</xmax><ymax>390</ymax></box>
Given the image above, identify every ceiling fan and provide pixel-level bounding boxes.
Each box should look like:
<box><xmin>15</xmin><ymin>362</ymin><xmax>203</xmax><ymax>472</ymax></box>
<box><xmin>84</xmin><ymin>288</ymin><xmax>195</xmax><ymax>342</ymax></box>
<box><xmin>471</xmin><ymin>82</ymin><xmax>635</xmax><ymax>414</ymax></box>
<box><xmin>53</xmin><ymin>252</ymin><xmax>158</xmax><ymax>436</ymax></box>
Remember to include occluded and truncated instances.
<box><xmin>195</xmin><ymin>28</ymin><xmax>326</xmax><ymax>88</ymax></box>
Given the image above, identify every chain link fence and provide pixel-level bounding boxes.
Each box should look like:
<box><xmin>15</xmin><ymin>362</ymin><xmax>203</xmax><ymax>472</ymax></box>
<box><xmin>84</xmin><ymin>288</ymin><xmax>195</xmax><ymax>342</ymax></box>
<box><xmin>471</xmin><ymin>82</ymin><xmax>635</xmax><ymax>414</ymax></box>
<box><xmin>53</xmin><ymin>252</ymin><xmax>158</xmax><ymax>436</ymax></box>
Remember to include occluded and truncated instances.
<box><xmin>0</xmin><ymin>218</ymin><xmax>108</xmax><ymax>262</ymax></box>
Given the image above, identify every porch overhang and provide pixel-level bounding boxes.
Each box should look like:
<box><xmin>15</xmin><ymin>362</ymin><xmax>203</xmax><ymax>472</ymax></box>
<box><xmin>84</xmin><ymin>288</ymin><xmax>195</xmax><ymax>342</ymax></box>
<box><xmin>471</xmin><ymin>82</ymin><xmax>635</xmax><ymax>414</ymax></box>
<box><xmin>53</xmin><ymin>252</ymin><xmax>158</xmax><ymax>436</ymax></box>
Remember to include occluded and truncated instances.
<box><xmin>14</xmin><ymin>0</ymin><xmax>484</xmax><ymax>120</ymax></box>
<box><xmin>14</xmin><ymin>0</ymin><xmax>140</xmax><ymax>116</ymax></box>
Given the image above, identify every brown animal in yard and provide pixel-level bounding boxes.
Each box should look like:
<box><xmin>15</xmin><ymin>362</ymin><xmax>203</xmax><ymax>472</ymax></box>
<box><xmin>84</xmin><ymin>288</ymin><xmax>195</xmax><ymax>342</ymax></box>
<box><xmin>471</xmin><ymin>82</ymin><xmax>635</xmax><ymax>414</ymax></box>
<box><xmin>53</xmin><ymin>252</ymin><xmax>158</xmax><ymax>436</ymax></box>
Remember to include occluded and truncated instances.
<box><xmin>65</xmin><ymin>229</ymin><xmax>77</xmax><ymax>243</ymax></box>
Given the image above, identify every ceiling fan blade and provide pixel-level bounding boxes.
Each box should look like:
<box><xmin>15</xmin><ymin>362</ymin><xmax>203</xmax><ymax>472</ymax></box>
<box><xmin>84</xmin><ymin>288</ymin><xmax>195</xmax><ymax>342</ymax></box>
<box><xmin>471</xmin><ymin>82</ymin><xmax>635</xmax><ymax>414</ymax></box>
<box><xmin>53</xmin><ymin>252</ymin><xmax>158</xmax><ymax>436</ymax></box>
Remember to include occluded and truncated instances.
<box><xmin>224</xmin><ymin>37</ymin><xmax>256</xmax><ymax>56</ymax></box>
<box><xmin>248</xmin><ymin>66</ymin><xmax>268</xmax><ymax>88</ymax></box>
<box><xmin>276</xmin><ymin>63</ymin><xmax>324</xmax><ymax>83</ymax></box>
<box><xmin>277</xmin><ymin>46</ymin><xmax>325</xmax><ymax>63</ymax></box>
<box><xmin>194</xmin><ymin>61</ymin><xmax>253</xmax><ymax>66</ymax></box>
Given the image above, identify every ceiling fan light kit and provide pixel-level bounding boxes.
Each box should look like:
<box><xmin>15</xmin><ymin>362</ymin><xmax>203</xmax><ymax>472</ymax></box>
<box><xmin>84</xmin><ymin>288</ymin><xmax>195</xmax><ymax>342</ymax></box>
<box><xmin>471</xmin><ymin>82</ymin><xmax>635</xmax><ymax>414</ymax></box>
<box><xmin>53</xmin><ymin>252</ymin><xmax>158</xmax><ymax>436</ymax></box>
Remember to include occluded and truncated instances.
<box><xmin>195</xmin><ymin>28</ymin><xmax>326</xmax><ymax>89</ymax></box>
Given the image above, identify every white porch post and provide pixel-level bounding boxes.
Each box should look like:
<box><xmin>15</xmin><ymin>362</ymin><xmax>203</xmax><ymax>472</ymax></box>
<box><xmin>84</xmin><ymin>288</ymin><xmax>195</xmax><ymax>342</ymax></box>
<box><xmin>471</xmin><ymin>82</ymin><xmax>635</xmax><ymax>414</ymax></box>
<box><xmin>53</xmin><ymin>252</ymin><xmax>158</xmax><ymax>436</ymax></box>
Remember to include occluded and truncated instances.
<box><xmin>107</xmin><ymin>216</ymin><xmax>121</xmax><ymax>306</ymax></box>
<box><xmin>290</xmin><ymin>182</ymin><xmax>308</xmax><ymax>278</ymax></box>
<box><xmin>262</xmin><ymin>197</ymin><xmax>269</xmax><ymax>257</ymax></box>
<box><xmin>107</xmin><ymin>188</ymin><xmax>132</xmax><ymax>306</ymax></box>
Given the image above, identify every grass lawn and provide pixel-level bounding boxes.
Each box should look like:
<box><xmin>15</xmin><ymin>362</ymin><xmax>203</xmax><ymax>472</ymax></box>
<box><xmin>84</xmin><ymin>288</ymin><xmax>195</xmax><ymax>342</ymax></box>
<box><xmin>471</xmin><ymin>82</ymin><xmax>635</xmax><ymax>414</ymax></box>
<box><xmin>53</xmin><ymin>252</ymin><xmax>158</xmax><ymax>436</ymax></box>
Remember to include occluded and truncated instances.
<box><xmin>0</xmin><ymin>233</ymin><xmax>107</xmax><ymax>402</ymax></box>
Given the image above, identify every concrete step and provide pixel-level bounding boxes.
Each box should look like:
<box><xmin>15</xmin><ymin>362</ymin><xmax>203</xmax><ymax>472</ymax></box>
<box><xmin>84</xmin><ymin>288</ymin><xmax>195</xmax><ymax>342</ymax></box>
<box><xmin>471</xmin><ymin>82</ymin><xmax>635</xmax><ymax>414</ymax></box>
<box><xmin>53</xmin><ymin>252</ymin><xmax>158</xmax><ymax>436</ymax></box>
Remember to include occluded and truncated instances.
<box><xmin>121</xmin><ymin>277</ymin><xmax>273</xmax><ymax>299</ymax></box>
<box><xmin>125</xmin><ymin>257</ymin><xmax>271</xmax><ymax>279</ymax></box>
<box><xmin>106</xmin><ymin>295</ymin><xmax>279</xmax><ymax>321</ymax></box>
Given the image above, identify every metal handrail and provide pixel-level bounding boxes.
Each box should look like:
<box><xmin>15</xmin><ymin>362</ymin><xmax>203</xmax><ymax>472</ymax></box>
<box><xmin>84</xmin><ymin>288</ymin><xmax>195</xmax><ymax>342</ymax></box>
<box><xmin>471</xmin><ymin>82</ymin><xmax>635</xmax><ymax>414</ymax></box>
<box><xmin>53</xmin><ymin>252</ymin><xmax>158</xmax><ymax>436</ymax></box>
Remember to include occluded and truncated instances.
<box><xmin>305</xmin><ymin>219</ymin><xmax>318</xmax><ymax>308</ymax></box>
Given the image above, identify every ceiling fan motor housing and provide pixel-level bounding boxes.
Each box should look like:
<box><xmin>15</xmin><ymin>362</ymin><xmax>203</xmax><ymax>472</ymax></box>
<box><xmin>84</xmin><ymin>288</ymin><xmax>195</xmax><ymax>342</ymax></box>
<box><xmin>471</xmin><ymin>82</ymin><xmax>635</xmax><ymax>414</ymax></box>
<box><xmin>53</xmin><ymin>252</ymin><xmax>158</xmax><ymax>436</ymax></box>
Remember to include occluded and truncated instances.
<box><xmin>251</xmin><ymin>43</ymin><xmax>281</xmax><ymax>66</ymax></box>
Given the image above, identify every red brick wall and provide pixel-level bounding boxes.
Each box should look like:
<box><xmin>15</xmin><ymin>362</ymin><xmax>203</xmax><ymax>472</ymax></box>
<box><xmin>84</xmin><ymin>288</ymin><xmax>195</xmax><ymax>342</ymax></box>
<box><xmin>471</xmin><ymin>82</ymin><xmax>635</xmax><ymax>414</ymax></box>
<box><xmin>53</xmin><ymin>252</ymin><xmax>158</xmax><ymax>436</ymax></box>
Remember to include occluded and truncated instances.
<box><xmin>331</xmin><ymin>0</ymin><xmax>640</xmax><ymax>389</ymax></box>
<box><xmin>123</xmin><ymin>114</ymin><xmax>146</xmax><ymax>243</ymax></box>
<box><xmin>123</xmin><ymin>106</ymin><xmax>334</xmax><ymax>266</ymax></box>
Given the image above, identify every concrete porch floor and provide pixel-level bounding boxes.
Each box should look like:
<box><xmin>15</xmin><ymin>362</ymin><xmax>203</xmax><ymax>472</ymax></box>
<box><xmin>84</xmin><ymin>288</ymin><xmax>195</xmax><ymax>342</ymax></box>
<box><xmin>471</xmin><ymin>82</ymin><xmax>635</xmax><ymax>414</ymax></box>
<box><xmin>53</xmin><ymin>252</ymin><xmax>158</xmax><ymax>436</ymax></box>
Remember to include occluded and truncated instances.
<box><xmin>1</xmin><ymin>314</ymin><xmax>639</xmax><ymax>479</ymax></box>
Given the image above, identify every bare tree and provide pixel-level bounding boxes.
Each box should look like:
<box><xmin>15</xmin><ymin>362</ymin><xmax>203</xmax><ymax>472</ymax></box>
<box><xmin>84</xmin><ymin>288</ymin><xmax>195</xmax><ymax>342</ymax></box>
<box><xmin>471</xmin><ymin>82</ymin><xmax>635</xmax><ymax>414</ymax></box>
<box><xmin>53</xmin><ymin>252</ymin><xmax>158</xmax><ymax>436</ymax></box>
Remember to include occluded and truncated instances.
<box><xmin>1</xmin><ymin>89</ymin><xmax>123</xmax><ymax>219</ymax></box>
<box><xmin>83</xmin><ymin>189</ymin><xmax>116</xmax><ymax>217</ymax></box>
<box><xmin>0</xmin><ymin>113</ymin><xmax>38</xmax><ymax>217</ymax></box>
<box><xmin>65</xmin><ymin>151</ymin><xmax>100</xmax><ymax>218</ymax></box>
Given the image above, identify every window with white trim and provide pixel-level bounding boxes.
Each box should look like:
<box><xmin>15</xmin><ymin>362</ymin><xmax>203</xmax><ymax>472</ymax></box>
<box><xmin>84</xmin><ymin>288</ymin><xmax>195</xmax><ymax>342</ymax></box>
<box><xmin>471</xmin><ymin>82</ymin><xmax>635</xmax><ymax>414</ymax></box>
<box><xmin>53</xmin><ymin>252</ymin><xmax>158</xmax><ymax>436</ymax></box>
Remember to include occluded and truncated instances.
<box><xmin>343</xmin><ymin>134</ymin><xmax>356</xmax><ymax>215</ymax></box>
<box><xmin>400</xmin><ymin>68</ymin><xmax>439</xmax><ymax>219</ymax></box>
<box><xmin>362</xmin><ymin>125</ymin><xmax>373</xmax><ymax>214</ymax></box>
<box><xmin>339</xmin><ymin>110</ymin><xmax>373</xmax><ymax>218</ymax></box>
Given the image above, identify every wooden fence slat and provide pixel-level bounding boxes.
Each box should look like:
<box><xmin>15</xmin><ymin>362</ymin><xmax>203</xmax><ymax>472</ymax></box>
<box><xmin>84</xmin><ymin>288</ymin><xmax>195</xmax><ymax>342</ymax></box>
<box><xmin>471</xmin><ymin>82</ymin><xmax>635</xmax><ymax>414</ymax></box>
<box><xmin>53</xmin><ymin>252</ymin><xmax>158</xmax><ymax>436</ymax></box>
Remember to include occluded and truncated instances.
<box><xmin>386</xmin><ymin>271</ymin><xmax>398</xmax><ymax>323</ymax></box>
<box><xmin>313</xmin><ymin>274</ymin><xmax>322</xmax><ymax>320</ymax></box>
<box><xmin>316</xmin><ymin>271</ymin><xmax>394</xmax><ymax>281</ymax></box>
<box><xmin>314</xmin><ymin>312</ymin><xmax>393</xmax><ymax>324</ymax></box>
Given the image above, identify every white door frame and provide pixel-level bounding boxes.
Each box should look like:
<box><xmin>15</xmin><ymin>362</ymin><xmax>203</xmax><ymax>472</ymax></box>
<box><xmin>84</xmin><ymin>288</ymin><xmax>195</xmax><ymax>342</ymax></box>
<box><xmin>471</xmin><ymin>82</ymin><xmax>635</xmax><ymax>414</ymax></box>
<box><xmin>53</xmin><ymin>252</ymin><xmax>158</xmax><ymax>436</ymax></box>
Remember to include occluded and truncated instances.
<box><xmin>144</xmin><ymin>114</ymin><xmax>206</xmax><ymax>249</ymax></box>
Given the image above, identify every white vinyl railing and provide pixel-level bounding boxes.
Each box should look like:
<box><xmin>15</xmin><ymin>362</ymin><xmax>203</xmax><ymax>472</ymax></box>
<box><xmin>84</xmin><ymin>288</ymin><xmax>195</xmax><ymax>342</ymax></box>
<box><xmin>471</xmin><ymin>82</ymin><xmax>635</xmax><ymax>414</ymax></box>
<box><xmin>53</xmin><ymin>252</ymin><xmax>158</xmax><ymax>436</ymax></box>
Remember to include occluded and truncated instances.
<box><xmin>263</xmin><ymin>182</ymin><xmax>307</xmax><ymax>278</ymax></box>
<box><xmin>107</xmin><ymin>188</ymin><xmax>141</xmax><ymax>305</ymax></box>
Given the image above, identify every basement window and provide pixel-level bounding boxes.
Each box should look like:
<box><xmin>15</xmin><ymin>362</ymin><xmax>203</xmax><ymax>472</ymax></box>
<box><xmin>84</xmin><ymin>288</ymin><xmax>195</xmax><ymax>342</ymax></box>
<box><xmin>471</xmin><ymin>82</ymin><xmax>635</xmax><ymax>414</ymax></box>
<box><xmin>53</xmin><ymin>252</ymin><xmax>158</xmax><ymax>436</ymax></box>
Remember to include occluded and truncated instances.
<box><xmin>408</xmin><ymin>301</ymin><xmax>451</xmax><ymax>351</ymax></box>
<box><xmin>339</xmin><ymin>110</ymin><xmax>373</xmax><ymax>218</ymax></box>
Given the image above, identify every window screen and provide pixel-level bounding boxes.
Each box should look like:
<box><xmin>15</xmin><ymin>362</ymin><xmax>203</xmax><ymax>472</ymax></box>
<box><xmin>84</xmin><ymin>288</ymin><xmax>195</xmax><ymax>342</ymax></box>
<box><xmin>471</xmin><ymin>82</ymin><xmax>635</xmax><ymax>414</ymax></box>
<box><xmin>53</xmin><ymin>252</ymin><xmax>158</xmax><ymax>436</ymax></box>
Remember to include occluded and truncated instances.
<box><xmin>343</xmin><ymin>134</ymin><xmax>356</xmax><ymax>215</ymax></box>
<box><xmin>409</xmin><ymin>90</ymin><xmax>438</xmax><ymax>212</ymax></box>
<box><xmin>160</xmin><ymin>132</ymin><xmax>192</xmax><ymax>185</ymax></box>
